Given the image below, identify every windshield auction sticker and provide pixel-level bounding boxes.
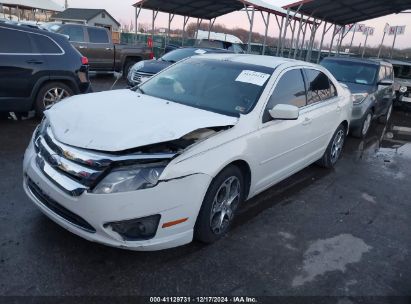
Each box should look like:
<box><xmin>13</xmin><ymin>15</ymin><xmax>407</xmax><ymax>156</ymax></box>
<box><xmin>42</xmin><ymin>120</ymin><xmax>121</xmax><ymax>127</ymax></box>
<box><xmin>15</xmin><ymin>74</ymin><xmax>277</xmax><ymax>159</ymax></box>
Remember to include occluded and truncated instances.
<box><xmin>235</xmin><ymin>70</ymin><xmax>271</xmax><ymax>86</ymax></box>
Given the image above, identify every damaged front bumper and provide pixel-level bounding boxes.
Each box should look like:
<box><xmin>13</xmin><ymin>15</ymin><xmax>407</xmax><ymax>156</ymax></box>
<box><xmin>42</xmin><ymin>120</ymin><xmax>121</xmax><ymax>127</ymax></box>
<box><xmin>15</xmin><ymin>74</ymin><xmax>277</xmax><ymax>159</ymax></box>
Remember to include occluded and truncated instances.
<box><xmin>23</xmin><ymin>128</ymin><xmax>212</xmax><ymax>251</ymax></box>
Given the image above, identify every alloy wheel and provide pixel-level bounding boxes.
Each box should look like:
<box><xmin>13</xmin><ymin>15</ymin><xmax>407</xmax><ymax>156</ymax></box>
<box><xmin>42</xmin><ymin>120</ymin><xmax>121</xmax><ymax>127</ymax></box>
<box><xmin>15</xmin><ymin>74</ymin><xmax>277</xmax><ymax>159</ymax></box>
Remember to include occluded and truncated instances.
<box><xmin>43</xmin><ymin>87</ymin><xmax>70</xmax><ymax>108</ymax></box>
<box><xmin>209</xmin><ymin>176</ymin><xmax>241</xmax><ymax>235</ymax></box>
<box><xmin>330</xmin><ymin>129</ymin><xmax>345</xmax><ymax>164</ymax></box>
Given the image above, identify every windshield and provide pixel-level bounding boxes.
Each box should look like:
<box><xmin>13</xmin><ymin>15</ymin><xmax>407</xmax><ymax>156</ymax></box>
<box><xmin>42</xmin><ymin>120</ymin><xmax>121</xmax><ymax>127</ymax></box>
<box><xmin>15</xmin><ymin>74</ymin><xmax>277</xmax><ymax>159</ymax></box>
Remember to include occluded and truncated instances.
<box><xmin>139</xmin><ymin>58</ymin><xmax>274</xmax><ymax>117</ymax></box>
<box><xmin>161</xmin><ymin>48</ymin><xmax>207</xmax><ymax>63</ymax></box>
<box><xmin>321</xmin><ymin>60</ymin><xmax>378</xmax><ymax>85</ymax></box>
<box><xmin>41</xmin><ymin>23</ymin><xmax>61</xmax><ymax>32</ymax></box>
<box><xmin>393</xmin><ymin>65</ymin><xmax>411</xmax><ymax>80</ymax></box>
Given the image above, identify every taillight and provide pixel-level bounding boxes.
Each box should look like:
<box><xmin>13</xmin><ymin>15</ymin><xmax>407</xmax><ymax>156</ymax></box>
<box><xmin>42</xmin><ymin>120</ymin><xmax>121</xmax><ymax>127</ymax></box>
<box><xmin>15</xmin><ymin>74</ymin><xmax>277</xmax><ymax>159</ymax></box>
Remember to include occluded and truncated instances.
<box><xmin>149</xmin><ymin>52</ymin><xmax>154</xmax><ymax>60</ymax></box>
<box><xmin>81</xmin><ymin>56</ymin><xmax>89</xmax><ymax>65</ymax></box>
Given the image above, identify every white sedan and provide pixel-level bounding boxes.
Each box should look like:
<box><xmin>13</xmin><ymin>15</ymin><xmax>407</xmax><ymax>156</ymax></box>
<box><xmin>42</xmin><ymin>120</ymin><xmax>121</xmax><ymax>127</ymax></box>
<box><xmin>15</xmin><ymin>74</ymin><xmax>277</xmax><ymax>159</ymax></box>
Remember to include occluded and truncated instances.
<box><xmin>23</xmin><ymin>54</ymin><xmax>352</xmax><ymax>251</ymax></box>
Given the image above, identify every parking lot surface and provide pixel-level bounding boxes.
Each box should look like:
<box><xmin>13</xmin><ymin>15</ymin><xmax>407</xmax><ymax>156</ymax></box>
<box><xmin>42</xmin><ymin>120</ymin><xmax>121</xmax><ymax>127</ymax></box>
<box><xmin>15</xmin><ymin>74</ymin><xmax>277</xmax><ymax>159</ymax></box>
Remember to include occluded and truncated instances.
<box><xmin>1</xmin><ymin>76</ymin><xmax>411</xmax><ymax>298</ymax></box>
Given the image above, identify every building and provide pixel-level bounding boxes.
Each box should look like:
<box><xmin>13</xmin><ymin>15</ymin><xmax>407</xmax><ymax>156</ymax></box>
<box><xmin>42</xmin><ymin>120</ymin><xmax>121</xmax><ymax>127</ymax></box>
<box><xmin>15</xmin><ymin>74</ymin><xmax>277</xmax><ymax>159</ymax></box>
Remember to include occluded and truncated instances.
<box><xmin>51</xmin><ymin>8</ymin><xmax>120</xmax><ymax>32</ymax></box>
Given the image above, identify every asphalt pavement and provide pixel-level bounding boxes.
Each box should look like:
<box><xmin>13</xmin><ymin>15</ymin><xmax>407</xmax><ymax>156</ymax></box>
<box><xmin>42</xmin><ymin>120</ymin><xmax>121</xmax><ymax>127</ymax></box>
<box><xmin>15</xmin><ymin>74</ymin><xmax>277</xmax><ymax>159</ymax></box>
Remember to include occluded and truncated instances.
<box><xmin>1</xmin><ymin>75</ymin><xmax>411</xmax><ymax>301</ymax></box>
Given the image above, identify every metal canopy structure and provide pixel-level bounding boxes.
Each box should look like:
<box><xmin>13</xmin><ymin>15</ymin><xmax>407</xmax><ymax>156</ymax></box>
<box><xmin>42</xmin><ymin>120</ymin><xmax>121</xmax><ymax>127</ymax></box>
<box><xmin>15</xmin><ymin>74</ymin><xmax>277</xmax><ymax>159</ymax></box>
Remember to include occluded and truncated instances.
<box><xmin>132</xmin><ymin>0</ymin><xmax>243</xmax><ymax>20</ymax></box>
<box><xmin>0</xmin><ymin>0</ymin><xmax>63</xmax><ymax>12</ymax></box>
<box><xmin>132</xmin><ymin>0</ymin><xmax>314</xmax><ymax>56</ymax></box>
<box><xmin>283</xmin><ymin>0</ymin><xmax>411</xmax><ymax>25</ymax></box>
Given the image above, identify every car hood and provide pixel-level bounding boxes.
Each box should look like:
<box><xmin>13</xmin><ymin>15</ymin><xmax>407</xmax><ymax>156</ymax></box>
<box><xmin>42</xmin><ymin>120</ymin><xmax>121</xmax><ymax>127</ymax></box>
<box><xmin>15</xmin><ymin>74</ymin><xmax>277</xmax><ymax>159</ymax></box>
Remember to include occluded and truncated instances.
<box><xmin>46</xmin><ymin>90</ymin><xmax>238</xmax><ymax>152</ymax></box>
<box><xmin>395</xmin><ymin>78</ymin><xmax>411</xmax><ymax>87</ymax></box>
<box><xmin>339</xmin><ymin>81</ymin><xmax>375</xmax><ymax>94</ymax></box>
<box><xmin>139</xmin><ymin>59</ymin><xmax>172</xmax><ymax>74</ymax></box>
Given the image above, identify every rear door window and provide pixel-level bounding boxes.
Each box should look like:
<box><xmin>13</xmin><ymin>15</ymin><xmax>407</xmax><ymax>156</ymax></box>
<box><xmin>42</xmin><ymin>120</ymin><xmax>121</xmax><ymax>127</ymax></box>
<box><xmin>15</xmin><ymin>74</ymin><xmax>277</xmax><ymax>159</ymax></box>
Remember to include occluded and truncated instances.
<box><xmin>0</xmin><ymin>27</ymin><xmax>34</xmax><ymax>53</ymax></box>
<box><xmin>59</xmin><ymin>25</ymin><xmax>85</xmax><ymax>42</ymax></box>
<box><xmin>87</xmin><ymin>27</ymin><xmax>109</xmax><ymax>43</ymax></box>
<box><xmin>305</xmin><ymin>69</ymin><xmax>337</xmax><ymax>105</ymax></box>
<box><xmin>32</xmin><ymin>34</ymin><xmax>62</xmax><ymax>54</ymax></box>
<box><xmin>264</xmin><ymin>69</ymin><xmax>306</xmax><ymax>122</ymax></box>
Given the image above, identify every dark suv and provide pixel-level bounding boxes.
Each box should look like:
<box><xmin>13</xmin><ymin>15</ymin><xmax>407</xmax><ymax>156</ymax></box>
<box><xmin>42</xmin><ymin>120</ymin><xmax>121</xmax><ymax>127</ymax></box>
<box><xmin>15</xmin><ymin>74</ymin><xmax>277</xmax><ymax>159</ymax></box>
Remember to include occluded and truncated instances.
<box><xmin>0</xmin><ymin>23</ymin><xmax>91</xmax><ymax>117</ymax></box>
<box><xmin>321</xmin><ymin>57</ymin><xmax>395</xmax><ymax>138</ymax></box>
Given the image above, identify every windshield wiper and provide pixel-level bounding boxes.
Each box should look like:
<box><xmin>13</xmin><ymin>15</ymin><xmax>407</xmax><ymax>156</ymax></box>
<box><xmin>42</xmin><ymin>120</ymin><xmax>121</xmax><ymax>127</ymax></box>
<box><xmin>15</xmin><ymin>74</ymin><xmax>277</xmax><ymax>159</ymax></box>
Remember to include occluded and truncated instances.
<box><xmin>133</xmin><ymin>86</ymin><xmax>145</xmax><ymax>94</ymax></box>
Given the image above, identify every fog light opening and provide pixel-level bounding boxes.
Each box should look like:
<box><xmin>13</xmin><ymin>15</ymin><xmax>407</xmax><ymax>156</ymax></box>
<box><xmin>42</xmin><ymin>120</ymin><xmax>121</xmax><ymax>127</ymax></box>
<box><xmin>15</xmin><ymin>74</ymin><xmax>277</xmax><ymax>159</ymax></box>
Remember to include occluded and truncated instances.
<box><xmin>104</xmin><ymin>214</ymin><xmax>161</xmax><ymax>241</ymax></box>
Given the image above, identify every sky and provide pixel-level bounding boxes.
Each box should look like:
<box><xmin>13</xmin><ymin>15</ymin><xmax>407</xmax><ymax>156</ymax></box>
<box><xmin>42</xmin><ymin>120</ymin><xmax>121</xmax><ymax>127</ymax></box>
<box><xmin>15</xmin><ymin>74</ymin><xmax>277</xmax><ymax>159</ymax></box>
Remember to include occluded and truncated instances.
<box><xmin>56</xmin><ymin>0</ymin><xmax>411</xmax><ymax>50</ymax></box>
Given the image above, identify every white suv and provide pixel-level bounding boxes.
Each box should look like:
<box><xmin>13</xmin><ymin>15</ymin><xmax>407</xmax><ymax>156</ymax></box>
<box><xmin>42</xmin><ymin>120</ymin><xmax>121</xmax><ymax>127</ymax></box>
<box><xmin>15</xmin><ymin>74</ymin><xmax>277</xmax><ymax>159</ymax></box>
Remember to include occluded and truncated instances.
<box><xmin>23</xmin><ymin>54</ymin><xmax>352</xmax><ymax>251</ymax></box>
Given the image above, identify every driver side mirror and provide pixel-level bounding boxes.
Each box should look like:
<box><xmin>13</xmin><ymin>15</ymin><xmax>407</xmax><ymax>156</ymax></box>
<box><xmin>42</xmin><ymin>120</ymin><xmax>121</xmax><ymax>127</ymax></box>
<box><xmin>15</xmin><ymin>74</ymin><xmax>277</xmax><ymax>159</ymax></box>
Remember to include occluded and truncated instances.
<box><xmin>269</xmin><ymin>104</ymin><xmax>299</xmax><ymax>120</ymax></box>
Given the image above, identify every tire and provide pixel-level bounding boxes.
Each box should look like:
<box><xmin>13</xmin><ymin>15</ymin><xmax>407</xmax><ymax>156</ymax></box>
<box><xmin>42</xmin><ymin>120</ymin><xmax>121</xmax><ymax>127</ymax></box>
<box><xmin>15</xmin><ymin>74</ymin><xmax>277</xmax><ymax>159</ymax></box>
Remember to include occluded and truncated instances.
<box><xmin>35</xmin><ymin>82</ymin><xmax>74</xmax><ymax>118</ymax></box>
<box><xmin>195</xmin><ymin>165</ymin><xmax>245</xmax><ymax>244</ymax></box>
<box><xmin>123</xmin><ymin>60</ymin><xmax>138</xmax><ymax>79</ymax></box>
<box><xmin>317</xmin><ymin>124</ymin><xmax>347</xmax><ymax>169</ymax></box>
<box><xmin>351</xmin><ymin>111</ymin><xmax>372</xmax><ymax>139</ymax></box>
<box><xmin>378</xmin><ymin>102</ymin><xmax>393</xmax><ymax>124</ymax></box>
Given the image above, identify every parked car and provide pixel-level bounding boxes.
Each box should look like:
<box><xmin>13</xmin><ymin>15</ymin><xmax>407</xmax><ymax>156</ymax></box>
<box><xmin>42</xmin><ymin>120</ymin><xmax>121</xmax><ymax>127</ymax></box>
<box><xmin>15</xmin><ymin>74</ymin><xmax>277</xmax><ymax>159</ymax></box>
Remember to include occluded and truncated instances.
<box><xmin>321</xmin><ymin>57</ymin><xmax>395</xmax><ymax>138</ymax></box>
<box><xmin>0</xmin><ymin>23</ymin><xmax>91</xmax><ymax>117</ymax></box>
<box><xmin>195</xmin><ymin>39</ymin><xmax>245</xmax><ymax>53</ymax></box>
<box><xmin>43</xmin><ymin>23</ymin><xmax>152</xmax><ymax>75</ymax></box>
<box><xmin>388</xmin><ymin>59</ymin><xmax>411</xmax><ymax>107</ymax></box>
<box><xmin>127</xmin><ymin>47</ymin><xmax>232</xmax><ymax>87</ymax></box>
<box><xmin>23</xmin><ymin>54</ymin><xmax>352</xmax><ymax>251</ymax></box>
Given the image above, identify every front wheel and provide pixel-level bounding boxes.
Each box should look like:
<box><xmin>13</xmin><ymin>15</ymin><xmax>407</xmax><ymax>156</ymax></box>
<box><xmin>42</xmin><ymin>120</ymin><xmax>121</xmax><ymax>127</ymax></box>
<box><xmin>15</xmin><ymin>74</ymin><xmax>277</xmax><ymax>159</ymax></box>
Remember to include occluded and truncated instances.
<box><xmin>195</xmin><ymin>165</ymin><xmax>245</xmax><ymax>244</ymax></box>
<box><xmin>352</xmin><ymin>111</ymin><xmax>372</xmax><ymax>139</ymax></box>
<box><xmin>378</xmin><ymin>102</ymin><xmax>393</xmax><ymax>124</ymax></box>
<box><xmin>317</xmin><ymin>124</ymin><xmax>346</xmax><ymax>169</ymax></box>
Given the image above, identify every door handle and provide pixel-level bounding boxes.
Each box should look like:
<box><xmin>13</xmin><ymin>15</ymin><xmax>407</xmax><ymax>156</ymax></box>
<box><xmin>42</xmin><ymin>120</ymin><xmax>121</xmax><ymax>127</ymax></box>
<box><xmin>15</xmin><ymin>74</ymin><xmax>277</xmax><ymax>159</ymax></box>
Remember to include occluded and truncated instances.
<box><xmin>302</xmin><ymin>117</ymin><xmax>312</xmax><ymax>126</ymax></box>
<box><xmin>105</xmin><ymin>47</ymin><xmax>113</xmax><ymax>51</ymax></box>
<box><xmin>79</xmin><ymin>46</ymin><xmax>88</xmax><ymax>49</ymax></box>
<box><xmin>26</xmin><ymin>59</ymin><xmax>43</xmax><ymax>64</ymax></box>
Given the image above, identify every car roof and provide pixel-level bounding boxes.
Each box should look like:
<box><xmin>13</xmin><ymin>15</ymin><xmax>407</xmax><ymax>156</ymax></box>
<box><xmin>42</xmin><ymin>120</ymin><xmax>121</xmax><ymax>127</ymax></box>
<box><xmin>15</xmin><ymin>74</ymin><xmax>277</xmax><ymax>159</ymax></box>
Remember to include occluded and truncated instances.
<box><xmin>194</xmin><ymin>53</ymin><xmax>314</xmax><ymax>69</ymax></box>
<box><xmin>0</xmin><ymin>22</ymin><xmax>64</xmax><ymax>40</ymax></box>
<box><xmin>322</xmin><ymin>56</ymin><xmax>391</xmax><ymax>67</ymax></box>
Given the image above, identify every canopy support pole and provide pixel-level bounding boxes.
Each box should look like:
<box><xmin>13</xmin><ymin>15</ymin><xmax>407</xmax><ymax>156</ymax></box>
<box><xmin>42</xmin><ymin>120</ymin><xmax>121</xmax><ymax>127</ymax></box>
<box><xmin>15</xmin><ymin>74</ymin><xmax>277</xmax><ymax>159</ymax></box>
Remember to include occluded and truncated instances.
<box><xmin>362</xmin><ymin>29</ymin><xmax>369</xmax><ymax>58</ymax></box>
<box><xmin>167</xmin><ymin>13</ymin><xmax>175</xmax><ymax>46</ymax></box>
<box><xmin>275</xmin><ymin>15</ymin><xmax>284</xmax><ymax>56</ymax></box>
<box><xmin>328</xmin><ymin>25</ymin><xmax>337</xmax><ymax>56</ymax></box>
<box><xmin>134</xmin><ymin>4</ymin><xmax>142</xmax><ymax>35</ymax></box>
<box><xmin>288</xmin><ymin>19</ymin><xmax>297</xmax><ymax>58</ymax></box>
<box><xmin>390</xmin><ymin>28</ymin><xmax>398</xmax><ymax>59</ymax></box>
<box><xmin>261</xmin><ymin>12</ymin><xmax>270</xmax><ymax>55</ymax></box>
<box><xmin>151</xmin><ymin>10</ymin><xmax>158</xmax><ymax>51</ymax></box>
<box><xmin>208</xmin><ymin>18</ymin><xmax>216</xmax><ymax>39</ymax></box>
<box><xmin>298</xmin><ymin>21</ymin><xmax>308</xmax><ymax>59</ymax></box>
<box><xmin>244</xmin><ymin>5</ymin><xmax>255</xmax><ymax>54</ymax></box>
<box><xmin>281</xmin><ymin>4</ymin><xmax>302</xmax><ymax>57</ymax></box>
<box><xmin>293</xmin><ymin>13</ymin><xmax>305</xmax><ymax>59</ymax></box>
<box><xmin>348</xmin><ymin>24</ymin><xmax>357</xmax><ymax>54</ymax></box>
<box><xmin>337</xmin><ymin>24</ymin><xmax>354</xmax><ymax>56</ymax></box>
<box><xmin>306</xmin><ymin>19</ymin><xmax>321</xmax><ymax>62</ymax></box>
<box><xmin>317</xmin><ymin>22</ymin><xmax>331</xmax><ymax>63</ymax></box>
<box><xmin>182</xmin><ymin>16</ymin><xmax>189</xmax><ymax>46</ymax></box>
<box><xmin>378</xmin><ymin>30</ymin><xmax>387</xmax><ymax>58</ymax></box>
<box><xmin>195</xmin><ymin>18</ymin><xmax>203</xmax><ymax>40</ymax></box>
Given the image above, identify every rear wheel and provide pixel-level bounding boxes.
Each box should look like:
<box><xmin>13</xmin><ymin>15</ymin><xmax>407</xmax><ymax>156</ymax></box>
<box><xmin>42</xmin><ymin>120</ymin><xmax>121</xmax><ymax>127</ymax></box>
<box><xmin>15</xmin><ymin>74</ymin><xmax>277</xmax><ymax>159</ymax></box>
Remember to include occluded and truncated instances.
<box><xmin>35</xmin><ymin>82</ymin><xmax>73</xmax><ymax>118</ymax></box>
<box><xmin>195</xmin><ymin>165</ymin><xmax>245</xmax><ymax>244</ymax></box>
<box><xmin>317</xmin><ymin>124</ymin><xmax>346</xmax><ymax>169</ymax></box>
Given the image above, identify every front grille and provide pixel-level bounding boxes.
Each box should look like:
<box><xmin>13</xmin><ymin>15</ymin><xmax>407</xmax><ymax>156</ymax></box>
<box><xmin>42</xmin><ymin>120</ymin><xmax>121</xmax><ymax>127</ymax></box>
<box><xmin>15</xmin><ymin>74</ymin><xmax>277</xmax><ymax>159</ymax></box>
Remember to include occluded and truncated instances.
<box><xmin>27</xmin><ymin>178</ymin><xmax>96</xmax><ymax>233</ymax></box>
<box><xmin>132</xmin><ymin>71</ymin><xmax>153</xmax><ymax>84</ymax></box>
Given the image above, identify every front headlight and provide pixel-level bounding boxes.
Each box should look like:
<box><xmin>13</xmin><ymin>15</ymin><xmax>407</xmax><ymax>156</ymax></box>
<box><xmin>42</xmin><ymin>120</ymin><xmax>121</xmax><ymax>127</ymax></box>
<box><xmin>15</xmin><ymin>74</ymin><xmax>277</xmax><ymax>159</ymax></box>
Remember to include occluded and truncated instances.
<box><xmin>128</xmin><ymin>61</ymin><xmax>145</xmax><ymax>76</ymax></box>
<box><xmin>352</xmin><ymin>93</ymin><xmax>369</xmax><ymax>105</ymax></box>
<box><xmin>92</xmin><ymin>163</ymin><xmax>167</xmax><ymax>194</ymax></box>
<box><xmin>399</xmin><ymin>86</ymin><xmax>407</xmax><ymax>93</ymax></box>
